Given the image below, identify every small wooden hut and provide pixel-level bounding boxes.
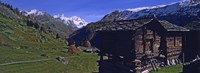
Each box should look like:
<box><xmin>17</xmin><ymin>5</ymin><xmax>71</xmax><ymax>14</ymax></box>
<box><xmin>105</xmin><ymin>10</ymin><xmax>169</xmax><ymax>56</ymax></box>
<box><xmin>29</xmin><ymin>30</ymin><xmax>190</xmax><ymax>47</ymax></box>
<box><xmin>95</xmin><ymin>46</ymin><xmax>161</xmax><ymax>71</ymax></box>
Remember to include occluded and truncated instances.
<box><xmin>184</xmin><ymin>21</ymin><xmax>200</xmax><ymax>62</ymax></box>
<box><xmin>93</xmin><ymin>19</ymin><xmax>189</xmax><ymax>73</ymax></box>
<box><xmin>179</xmin><ymin>20</ymin><xmax>200</xmax><ymax>73</ymax></box>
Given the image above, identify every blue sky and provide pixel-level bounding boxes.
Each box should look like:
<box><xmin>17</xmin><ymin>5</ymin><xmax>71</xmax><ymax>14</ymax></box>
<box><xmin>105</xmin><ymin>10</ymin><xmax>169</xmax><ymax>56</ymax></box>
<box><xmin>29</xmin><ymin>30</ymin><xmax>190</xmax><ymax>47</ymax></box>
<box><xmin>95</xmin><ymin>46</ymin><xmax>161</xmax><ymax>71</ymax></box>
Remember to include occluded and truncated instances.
<box><xmin>1</xmin><ymin>0</ymin><xmax>182</xmax><ymax>22</ymax></box>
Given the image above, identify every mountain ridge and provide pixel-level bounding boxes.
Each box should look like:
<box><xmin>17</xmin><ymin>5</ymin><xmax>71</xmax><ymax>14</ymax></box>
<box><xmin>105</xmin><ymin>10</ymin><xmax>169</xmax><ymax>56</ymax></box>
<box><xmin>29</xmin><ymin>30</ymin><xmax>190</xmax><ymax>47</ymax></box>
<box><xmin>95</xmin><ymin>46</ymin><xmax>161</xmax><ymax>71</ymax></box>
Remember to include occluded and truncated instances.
<box><xmin>101</xmin><ymin>1</ymin><xmax>200</xmax><ymax>26</ymax></box>
<box><xmin>23</xmin><ymin>9</ymin><xmax>88</xmax><ymax>29</ymax></box>
<box><xmin>69</xmin><ymin>1</ymin><xmax>200</xmax><ymax>46</ymax></box>
<box><xmin>54</xmin><ymin>14</ymin><xmax>88</xmax><ymax>28</ymax></box>
<box><xmin>0</xmin><ymin>2</ymin><xmax>66</xmax><ymax>48</ymax></box>
<box><xmin>22</xmin><ymin>9</ymin><xmax>76</xmax><ymax>38</ymax></box>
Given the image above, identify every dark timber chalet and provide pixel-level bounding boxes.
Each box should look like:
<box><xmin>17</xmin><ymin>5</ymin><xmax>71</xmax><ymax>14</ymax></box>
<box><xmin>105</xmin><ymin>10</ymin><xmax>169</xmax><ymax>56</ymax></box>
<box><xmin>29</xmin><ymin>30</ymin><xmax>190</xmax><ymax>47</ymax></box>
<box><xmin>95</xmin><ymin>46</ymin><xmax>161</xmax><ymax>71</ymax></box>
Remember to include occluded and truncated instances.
<box><xmin>182</xmin><ymin>22</ymin><xmax>200</xmax><ymax>73</ymax></box>
<box><xmin>93</xmin><ymin>19</ymin><xmax>189</xmax><ymax>73</ymax></box>
<box><xmin>184</xmin><ymin>22</ymin><xmax>200</xmax><ymax>62</ymax></box>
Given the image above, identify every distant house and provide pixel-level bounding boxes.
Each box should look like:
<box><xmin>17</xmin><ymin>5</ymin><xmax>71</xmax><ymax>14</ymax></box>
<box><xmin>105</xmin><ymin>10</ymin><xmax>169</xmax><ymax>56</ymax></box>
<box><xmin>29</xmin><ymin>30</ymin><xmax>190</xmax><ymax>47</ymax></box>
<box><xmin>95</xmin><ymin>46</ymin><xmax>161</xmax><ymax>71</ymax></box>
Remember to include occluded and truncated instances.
<box><xmin>93</xmin><ymin>18</ymin><xmax>189</xmax><ymax>73</ymax></box>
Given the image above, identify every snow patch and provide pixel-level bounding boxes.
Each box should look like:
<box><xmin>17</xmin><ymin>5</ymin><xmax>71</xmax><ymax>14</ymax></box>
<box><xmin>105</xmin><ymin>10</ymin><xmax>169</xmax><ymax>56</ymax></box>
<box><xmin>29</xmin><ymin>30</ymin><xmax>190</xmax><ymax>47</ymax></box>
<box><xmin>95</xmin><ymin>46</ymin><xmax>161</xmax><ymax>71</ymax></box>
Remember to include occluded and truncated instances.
<box><xmin>126</xmin><ymin>5</ymin><xmax>167</xmax><ymax>12</ymax></box>
<box><xmin>54</xmin><ymin>14</ymin><xmax>88</xmax><ymax>28</ymax></box>
<box><xmin>54</xmin><ymin>14</ymin><xmax>70</xmax><ymax>21</ymax></box>
<box><xmin>109</xmin><ymin>1</ymin><xmax>200</xmax><ymax>20</ymax></box>
<box><xmin>25</xmin><ymin>9</ymin><xmax>44</xmax><ymax>16</ymax></box>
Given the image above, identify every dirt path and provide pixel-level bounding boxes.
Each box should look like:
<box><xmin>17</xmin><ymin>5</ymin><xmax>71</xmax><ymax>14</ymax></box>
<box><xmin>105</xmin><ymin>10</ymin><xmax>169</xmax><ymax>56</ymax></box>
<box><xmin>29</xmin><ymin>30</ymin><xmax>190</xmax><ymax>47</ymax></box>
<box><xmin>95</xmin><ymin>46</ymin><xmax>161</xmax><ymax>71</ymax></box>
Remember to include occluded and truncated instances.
<box><xmin>0</xmin><ymin>59</ymin><xmax>51</xmax><ymax>66</ymax></box>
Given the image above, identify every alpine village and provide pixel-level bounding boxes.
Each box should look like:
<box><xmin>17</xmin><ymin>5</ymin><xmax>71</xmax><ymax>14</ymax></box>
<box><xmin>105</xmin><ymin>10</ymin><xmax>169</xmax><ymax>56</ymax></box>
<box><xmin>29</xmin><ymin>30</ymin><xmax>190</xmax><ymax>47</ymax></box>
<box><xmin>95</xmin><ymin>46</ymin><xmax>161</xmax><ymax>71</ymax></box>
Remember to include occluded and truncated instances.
<box><xmin>0</xmin><ymin>0</ymin><xmax>199</xmax><ymax>73</ymax></box>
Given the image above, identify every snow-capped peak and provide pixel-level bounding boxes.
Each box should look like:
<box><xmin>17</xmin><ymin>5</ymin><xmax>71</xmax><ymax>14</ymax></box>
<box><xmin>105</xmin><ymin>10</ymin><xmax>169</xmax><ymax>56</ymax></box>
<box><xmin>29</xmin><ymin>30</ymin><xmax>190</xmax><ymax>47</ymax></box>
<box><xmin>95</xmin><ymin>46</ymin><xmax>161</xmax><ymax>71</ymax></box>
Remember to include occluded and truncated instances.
<box><xmin>126</xmin><ymin>5</ymin><xmax>167</xmax><ymax>12</ymax></box>
<box><xmin>125</xmin><ymin>2</ymin><xmax>180</xmax><ymax>13</ymax></box>
<box><xmin>54</xmin><ymin>14</ymin><xmax>70</xmax><ymax>21</ymax></box>
<box><xmin>70</xmin><ymin>16</ymin><xmax>83</xmax><ymax>22</ymax></box>
<box><xmin>24</xmin><ymin>9</ymin><xmax>44</xmax><ymax>16</ymax></box>
<box><xmin>101</xmin><ymin>0</ymin><xmax>200</xmax><ymax>25</ymax></box>
<box><xmin>183</xmin><ymin>0</ymin><xmax>200</xmax><ymax>3</ymax></box>
<box><xmin>180</xmin><ymin>0</ymin><xmax>200</xmax><ymax>6</ymax></box>
<box><xmin>54</xmin><ymin>14</ymin><xmax>88</xmax><ymax>28</ymax></box>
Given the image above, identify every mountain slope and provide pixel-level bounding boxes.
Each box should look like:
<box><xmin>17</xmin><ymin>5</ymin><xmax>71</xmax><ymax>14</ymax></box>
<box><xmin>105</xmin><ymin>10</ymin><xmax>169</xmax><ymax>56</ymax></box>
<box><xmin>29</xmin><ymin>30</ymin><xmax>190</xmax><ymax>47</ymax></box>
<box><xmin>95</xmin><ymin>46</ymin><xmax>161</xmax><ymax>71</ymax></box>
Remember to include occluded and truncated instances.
<box><xmin>68</xmin><ymin>22</ymin><xmax>104</xmax><ymax>46</ymax></box>
<box><xmin>101</xmin><ymin>1</ymin><xmax>200</xmax><ymax>26</ymax></box>
<box><xmin>24</xmin><ymin>10</ymin><xmax>88</xmax><ymax>29</ymax></box>
<box><xmin>54</xmin><ymin>14</ymin><xmax>88</xmax><ymax>28</ymax></box>
<box><xmin>0</xmin><ymin>2</ymin><xmax>99</xmax><ymax>73</ymax></box>
<box><xmin>0</xmin><ymin>2</ymin><xmax>66</xmax><ymax>49</ymax></box>
<box><xmin>23</xmin><ymin>10</ymin><xmax>74</xmax><ymax>39</ymax></box>
<box><xmin>69</xmin><ymin>1</ymin><xmax>200</xmax><ymax>46</ymax></box>
<box><xmin>24</xmin><ymin>9</ymin><xmax>44</xmax><ymax>16</ymax></box>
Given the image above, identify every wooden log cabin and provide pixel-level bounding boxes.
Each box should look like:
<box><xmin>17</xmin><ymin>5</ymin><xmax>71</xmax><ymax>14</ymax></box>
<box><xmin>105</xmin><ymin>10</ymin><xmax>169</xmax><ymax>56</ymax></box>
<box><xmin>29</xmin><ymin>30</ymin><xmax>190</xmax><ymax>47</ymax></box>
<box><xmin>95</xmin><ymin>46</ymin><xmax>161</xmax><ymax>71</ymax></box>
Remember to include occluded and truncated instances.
<box><xmin>181</xmin><ymin>21</ymin><xmax>200</xmax><ymax>73</ymax></box>
<box><xmin>93</xmin><ymin>19</ymin><xmax>189</xmax><ymax>73</ymax></box>
<box><xmin>184</xmin><ymin>22</ymin><xmax>200</xmax><ymax>62</ymax></box>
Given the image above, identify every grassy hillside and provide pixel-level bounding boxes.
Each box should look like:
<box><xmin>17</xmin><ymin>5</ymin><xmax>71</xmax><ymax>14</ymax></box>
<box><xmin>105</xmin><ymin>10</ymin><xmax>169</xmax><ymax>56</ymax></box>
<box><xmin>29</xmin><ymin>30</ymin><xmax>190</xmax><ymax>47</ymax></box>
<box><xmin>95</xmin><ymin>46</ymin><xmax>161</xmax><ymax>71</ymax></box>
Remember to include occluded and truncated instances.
<box><xmin>27</xmin><ymin>12</ymin><xmax>74</xmax><ymax>39</ymax></box>
<box><xmin>150</xmin><ymin>65</ymin><xmax>183</xmax><ymax>73</ymax></box>
<box><xmin>0</xmin><ymin>2</ymin><xmax>66</xmax><ymax>48</ymax></box>
<box><xmin>0</xmin><ymin>46</ymin><xmax>99</xmax><ymax>73</ymax></box>
<box><xmin>0</xmin><ymin>2</ymin><xmax>99</xmax><ymax>73</ymax></box>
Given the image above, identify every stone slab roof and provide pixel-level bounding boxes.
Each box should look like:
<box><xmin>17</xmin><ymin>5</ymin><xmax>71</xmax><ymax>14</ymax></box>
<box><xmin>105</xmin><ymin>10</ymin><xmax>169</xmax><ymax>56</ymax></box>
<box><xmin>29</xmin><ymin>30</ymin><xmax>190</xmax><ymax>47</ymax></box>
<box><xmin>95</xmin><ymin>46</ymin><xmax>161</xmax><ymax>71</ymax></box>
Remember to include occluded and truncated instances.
<box><xmin>96</xmin><ymin>19</ymin><xmax>189</xmax><ymax>32</ymax></box>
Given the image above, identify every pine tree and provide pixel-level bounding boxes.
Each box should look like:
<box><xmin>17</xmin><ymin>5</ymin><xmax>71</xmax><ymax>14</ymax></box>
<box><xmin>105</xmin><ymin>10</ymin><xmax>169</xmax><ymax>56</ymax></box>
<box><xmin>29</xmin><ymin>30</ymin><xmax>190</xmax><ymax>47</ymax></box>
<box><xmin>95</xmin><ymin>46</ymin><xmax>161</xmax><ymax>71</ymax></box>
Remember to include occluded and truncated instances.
<box><xmin>56</xmin><ymin>33</ymin><xmax>60</xmax><ymax>39</ymax></box>
<box><xmin>13</xmin><ymin>8</ymin><xmax>20</xmax><ymax>14</ymax></box>
<box><xmin>4</xmin><ymin>3</ymin><xmax>13</xmax><ymax>10</ymax></box>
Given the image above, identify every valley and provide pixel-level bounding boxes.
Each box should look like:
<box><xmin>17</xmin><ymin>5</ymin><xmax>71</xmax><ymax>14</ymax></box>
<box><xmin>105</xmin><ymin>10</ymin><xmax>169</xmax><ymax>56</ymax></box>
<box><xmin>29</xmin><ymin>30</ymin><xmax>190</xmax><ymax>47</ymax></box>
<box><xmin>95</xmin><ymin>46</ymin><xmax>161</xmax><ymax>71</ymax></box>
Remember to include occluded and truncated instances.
<box><xmin>0</xmin><ymin>1</ymin><xmax>98</xmax><ymax>73</ymax></box>
<box><xmin>0</xmin><ymin>0</ymin><xmax>199</xmax><ymax>73</ymax></box>
<box><xmin>0</xmin><ymin>46</ymin><xmax>98</xmax><ymax>73</ymax></box>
